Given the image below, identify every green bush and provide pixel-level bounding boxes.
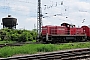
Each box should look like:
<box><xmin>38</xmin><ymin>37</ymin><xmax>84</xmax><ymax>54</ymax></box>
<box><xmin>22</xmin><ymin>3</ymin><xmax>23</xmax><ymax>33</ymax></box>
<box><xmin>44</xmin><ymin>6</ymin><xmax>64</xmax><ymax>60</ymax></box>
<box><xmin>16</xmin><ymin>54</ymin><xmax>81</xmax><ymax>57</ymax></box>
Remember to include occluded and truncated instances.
<box><xmin>0</xmin><ymin>28</ymin><xmax>37</xmax><ymax>42</ymax></box>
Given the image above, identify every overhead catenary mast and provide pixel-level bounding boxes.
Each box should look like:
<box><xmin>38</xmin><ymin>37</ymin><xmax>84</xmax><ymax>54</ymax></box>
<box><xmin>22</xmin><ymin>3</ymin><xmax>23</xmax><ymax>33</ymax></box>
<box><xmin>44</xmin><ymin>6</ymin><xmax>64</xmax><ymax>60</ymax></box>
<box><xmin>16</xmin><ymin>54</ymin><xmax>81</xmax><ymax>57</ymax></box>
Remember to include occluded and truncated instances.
<box><xmin>37</xmin><ymin>0</ymin><xmax>42</xmax><ymax>42</ymax></box>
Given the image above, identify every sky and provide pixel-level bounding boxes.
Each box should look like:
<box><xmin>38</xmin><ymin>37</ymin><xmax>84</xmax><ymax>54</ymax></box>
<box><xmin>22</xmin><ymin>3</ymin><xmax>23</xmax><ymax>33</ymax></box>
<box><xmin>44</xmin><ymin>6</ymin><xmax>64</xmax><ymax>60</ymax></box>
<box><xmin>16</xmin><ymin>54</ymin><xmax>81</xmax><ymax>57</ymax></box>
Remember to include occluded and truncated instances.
<box><xmin>0</xmin><ymin>0</ymin><xmax>90</xmax><ymax>30</ymax></box>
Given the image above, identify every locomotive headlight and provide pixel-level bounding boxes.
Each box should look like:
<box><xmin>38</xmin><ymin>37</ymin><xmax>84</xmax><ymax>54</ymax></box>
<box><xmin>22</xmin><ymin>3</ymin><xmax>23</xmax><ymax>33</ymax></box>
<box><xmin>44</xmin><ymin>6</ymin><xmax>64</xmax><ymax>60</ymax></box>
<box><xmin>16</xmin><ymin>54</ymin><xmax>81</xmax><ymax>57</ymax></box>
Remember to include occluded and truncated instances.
<box><xmin>84</xmin><ymin>30</ymin><xmax>85</xmax><ymax>32</ymax></box>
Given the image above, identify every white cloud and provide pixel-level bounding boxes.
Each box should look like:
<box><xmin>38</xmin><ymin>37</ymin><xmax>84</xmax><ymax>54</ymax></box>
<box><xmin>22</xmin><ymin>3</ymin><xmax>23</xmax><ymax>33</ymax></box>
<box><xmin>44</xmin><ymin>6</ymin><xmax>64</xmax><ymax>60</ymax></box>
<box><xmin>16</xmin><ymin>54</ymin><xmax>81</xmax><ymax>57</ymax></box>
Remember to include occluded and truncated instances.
<box><xmin>26</xmin><ymin>18</ymin><xmax>37</xmax><ymax>23</ymax></box>
<box><xmin>41</xmin><ymin>0</ymin><xmax>90</xmax><ymax>27</ymax></box>
<box><xmin>11</xmin><ymin>5</ymin><xmax>30</xmax><ymax>15</ymax></box>
<box><xmin>0</xmin><ymin>0</ymin><xmax>37</xmax><ymax>15</ymax></box>
<box><xmin>42</xmin><ymin>18</ymin><xmax>52</xmax><ymax>25</ymax></box>
<box><xmin>0</xmin><ymin>0</ymin><xmax>90</xmax><ymax>29</ymax></box>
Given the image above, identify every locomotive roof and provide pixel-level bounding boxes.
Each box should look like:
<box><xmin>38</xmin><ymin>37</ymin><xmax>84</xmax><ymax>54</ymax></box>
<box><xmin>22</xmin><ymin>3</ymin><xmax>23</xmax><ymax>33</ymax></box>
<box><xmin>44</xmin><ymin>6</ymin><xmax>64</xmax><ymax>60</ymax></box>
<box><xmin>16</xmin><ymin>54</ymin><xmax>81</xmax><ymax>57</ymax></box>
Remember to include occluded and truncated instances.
<box><xmin>61</xmin><ymin>23</ymin><xmax>75</xmax><ymax>27</ymax></box>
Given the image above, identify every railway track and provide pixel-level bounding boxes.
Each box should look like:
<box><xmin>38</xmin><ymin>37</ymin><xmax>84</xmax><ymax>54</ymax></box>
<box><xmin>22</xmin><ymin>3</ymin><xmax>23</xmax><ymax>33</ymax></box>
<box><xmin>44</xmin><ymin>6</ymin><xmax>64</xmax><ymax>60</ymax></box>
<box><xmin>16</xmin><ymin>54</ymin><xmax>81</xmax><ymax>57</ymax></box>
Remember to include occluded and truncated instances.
<box><xmin>0</xmin><ymin>41</ymin><xmax>41</xmax><ymax>48</ymax></box>
<box><xmin>0</xmin><ymin>41</ymin><xmax>89</xmax><ymax>48</ymax></box>
<box><xmin>0</xmin><ymin>41</ymin><xmax>90</xmax><ymax>49</ymax></box>
<box><xmin>0</xmin><ymin>48</ymin><xmax>90</xmax><ymax>60</ymax></box>
<box><xmin>0</xmin><ymin>43</ymin><xmax>24</xmax><ymax>48</ymax></box>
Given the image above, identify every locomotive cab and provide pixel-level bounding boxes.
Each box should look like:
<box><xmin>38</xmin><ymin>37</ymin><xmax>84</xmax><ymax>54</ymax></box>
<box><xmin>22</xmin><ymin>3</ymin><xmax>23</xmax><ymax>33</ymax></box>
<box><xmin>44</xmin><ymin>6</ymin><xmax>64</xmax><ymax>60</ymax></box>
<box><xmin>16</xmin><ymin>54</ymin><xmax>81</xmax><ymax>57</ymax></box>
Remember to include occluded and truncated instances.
<box><xmin>61</xmin><ymin>23</ymin><xmax>75</xmax><ymax>35</ymax></box>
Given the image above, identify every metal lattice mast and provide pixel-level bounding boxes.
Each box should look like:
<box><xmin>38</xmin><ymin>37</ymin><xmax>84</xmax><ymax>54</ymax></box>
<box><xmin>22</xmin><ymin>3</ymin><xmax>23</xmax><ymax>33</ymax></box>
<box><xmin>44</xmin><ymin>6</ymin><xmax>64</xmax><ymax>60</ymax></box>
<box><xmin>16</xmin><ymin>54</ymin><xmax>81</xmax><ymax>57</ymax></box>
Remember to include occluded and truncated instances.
<box><xmin>37</xmin><ymin>0</ymin><xmax>42</xmax><ymax>41</ymax></box>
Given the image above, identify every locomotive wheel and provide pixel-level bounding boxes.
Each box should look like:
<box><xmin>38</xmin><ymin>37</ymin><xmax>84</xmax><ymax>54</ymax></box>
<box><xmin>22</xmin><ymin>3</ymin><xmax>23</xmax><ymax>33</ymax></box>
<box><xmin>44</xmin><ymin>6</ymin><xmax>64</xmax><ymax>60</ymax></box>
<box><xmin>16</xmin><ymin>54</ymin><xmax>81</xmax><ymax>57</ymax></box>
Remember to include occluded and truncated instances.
<box><xmin>74</xmin><ymin>37</ymin><xmax>77</xmax><ymax>42</ymax></box>
<box><xmin>76</xmin><ymin>37</ymin><xmax>79</xmax><ymax>42</ymax></box>
<box><xmin>51</xmin><ymin>38</ymin><xmax>56</xmax><ymax>44</ymax></box>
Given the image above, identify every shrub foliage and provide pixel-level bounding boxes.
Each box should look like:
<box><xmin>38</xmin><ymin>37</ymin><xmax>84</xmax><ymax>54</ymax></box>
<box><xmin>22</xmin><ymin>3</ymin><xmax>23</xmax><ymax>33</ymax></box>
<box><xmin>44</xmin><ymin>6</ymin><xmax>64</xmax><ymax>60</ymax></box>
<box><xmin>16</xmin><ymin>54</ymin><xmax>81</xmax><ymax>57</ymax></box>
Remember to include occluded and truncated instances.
<box><xmin>0</xmin><ymin>28</ymin><xmax>37</xmax><ymax>42</ymax></box>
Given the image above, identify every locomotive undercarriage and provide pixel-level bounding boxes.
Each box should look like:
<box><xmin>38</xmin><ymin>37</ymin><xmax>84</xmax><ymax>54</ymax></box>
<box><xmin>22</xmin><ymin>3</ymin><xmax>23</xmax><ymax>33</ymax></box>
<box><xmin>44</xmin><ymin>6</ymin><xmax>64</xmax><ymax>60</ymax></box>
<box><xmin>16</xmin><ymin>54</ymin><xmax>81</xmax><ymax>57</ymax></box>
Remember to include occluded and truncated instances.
<box><xmin>42</xmin><ymin>35</ymin><xmax>87</xmax><ymax>43</ymax></box>
<box><xmin>87</xmin><ymin>36</ymin><xmax>90</xmax><ymax>40</ymax></box>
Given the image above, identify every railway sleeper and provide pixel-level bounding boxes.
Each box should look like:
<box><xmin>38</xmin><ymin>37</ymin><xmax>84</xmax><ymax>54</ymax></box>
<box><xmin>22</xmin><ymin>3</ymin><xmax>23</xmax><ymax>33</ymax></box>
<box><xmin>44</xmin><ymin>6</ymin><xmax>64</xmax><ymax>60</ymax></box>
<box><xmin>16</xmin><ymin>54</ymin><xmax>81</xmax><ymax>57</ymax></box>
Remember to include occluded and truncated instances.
<box><xmin>8</xmin><ymin>55</ymin><xmax>37</xmax><ymax>59</ymax></box>
<box><xmin>6</xmin><ymin>57</ymin><xmax>21</xmax><ymax>60</ymax></box>
<box><xmin>72</xmin><ymin>51</ymin><xmax>90</xmax><ymax>55</ymax></box>
<box><xmin>9</xmin><ymin>56</ymin><xmax>38</xmax><ymax>60</ymax></box>
<box><xmin>45</xmin><ymin>54</ymin><xmax>56</xmax><ymax>59</ymax></box>
<box><xmin>27</xmin><ymin>57</ymin><xmax>39</xmax><ymax>60</ymax></box>
<box><xmin>56</xmin><ymin>53</ymin><xmax>78</xmax><ymax>58</ymax></box>
<box><xmin>39</xmin><ymin>58</ymin><xmax>48</xmax><ymax>60</ymax></box>
<box><xmin>18</xmin><ymin>58</ymin><xmax>29</xmax><ymax>60</ymax></box>
<box><xmin>53</xmin><ymin>53</ymin><xmax>75</xmax><ymax>58</ymax></box>
<box><xmin>46</xmin><ymin>57</ymin><xmax>56</xmax><ymax>59</ymax></box>
<box><xmin>36</xmin><ymin>55</ymin><xmax>46</xmax><ymax>57</ymax></box>
<box><xmin>46</xmin><ymin>49</ymin><xmax>90</xmax><ymax>56</ymax></box>
<box><xmin>45</xmin><ymin>55</ymin><xmax>54</xmax><ymax>57</ymax></box>
<box><xmin>62</xmin><ymin>51</ymin><xmax>90</xmax><ymax>57</ymax></box>
<box><xmin>53</xmin><ymin>51</ymin><xmax>90</xmax><ymax>58</ymax></box>
<box><xmin>61</xmin><ymin>54</ymin><xmax>90</xmax><ymax>60</ymax></box>
<box><xmin>0</xmin><ymin>58</ymin><xmax>9</xmax><ymax>60</ymax></box>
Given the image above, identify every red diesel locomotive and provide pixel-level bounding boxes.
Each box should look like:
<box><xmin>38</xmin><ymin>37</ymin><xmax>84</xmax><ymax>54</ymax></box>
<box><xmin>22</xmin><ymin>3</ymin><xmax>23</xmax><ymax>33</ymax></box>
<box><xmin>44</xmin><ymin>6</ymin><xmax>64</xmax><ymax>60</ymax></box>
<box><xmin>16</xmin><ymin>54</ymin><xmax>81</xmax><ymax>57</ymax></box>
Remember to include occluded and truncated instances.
<box><xmin>40</xmin><ymin>23</ymin><xmax>89</xmax><ymax>43</ymax></box>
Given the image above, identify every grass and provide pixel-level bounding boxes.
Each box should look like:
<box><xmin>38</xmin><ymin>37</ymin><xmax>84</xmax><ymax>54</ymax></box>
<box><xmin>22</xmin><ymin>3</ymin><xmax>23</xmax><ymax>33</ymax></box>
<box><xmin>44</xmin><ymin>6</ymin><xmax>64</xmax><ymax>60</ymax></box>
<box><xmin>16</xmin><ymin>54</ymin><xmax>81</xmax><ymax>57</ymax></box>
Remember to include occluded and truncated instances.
<box><xmin>0</xmin><ymin>42</ymin><xmax>90</xmax><ymax>58</ymax></box>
